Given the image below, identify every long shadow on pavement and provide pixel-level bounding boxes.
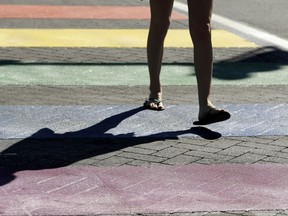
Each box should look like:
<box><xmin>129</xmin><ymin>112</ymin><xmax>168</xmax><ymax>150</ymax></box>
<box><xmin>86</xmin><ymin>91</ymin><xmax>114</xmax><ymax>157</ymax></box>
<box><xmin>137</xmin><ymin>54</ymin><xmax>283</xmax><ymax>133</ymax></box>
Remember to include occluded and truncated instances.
<box><xmin>213</xmin><ymin>46</ymin><xmax>288</xmax><ymax>80</ymax></box>
<box><xmin>0</xmin><ymin>106</ymin><xmax>221</xmax><ymax>186</ymax></box>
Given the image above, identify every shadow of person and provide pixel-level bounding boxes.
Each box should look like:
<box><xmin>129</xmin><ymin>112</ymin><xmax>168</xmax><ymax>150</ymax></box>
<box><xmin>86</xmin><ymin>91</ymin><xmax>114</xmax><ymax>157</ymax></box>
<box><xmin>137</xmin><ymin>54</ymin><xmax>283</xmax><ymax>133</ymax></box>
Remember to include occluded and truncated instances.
<box><xmin>213</xmin><ymin>61</ymin><xmax>281</xmax><ymax>80</ymax></box>
<box><xmin>0</xmin><ymin>106</ymin><xmax>221</xmax><ymax>186</ymax></box>
<box><xmin>213</xmin><ymin>46</ymin><xmax>288</xmax><ymax>81</ymax></box>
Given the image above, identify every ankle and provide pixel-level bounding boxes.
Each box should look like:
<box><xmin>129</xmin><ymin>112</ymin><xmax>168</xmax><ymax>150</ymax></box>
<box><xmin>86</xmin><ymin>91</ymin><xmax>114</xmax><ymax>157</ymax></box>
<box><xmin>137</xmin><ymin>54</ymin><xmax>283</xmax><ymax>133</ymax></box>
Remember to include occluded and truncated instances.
<box><xmin>149</xmin><ymin>91</ymin><xmax>162</xmax><ymax>100</ymax></box>
<box><xmin>199</xmin><ymin>100</ymin><xmax>214</xmax><ymax>111</ymax></box>
<box><xmin>199</xmin><ymin>101</ymin><xmax>216</xmax><ymax>117</ymax></box>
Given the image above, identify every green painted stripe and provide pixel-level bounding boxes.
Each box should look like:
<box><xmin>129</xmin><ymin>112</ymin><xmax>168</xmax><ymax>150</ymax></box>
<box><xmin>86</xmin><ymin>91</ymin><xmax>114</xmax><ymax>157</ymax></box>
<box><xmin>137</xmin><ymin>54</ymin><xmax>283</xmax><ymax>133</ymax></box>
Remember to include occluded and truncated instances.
<box><xmin>0</xmin><ymin>63</ymin><xmax>287</xmax><ymax>86</ymax></box>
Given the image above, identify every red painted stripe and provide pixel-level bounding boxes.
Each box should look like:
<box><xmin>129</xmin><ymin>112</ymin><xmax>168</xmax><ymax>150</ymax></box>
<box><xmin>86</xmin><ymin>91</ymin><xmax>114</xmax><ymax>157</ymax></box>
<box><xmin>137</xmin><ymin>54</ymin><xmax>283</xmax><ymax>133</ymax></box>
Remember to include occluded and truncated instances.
<box><xmin>0</xmin><ymin>5</ymin><xmax>187</xmax><ymax>20</ymax></box>
<box><xmin>1</xmin><ymin>164</ymin><xmax>288</xmax><ymax>214</ymax></box>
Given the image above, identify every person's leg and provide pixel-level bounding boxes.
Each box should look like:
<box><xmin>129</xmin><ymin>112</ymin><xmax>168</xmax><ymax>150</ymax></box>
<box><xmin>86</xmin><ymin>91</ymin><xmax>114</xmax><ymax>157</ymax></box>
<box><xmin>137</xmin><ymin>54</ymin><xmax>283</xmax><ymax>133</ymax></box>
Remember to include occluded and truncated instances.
<box><xmin>187</xmin><ymin>0</ymin><xmax>226</xmax><ymax>121</ymax></box>
<box><xmin>187</xmin><ymin>0</ymin><xmax>230</xmax><ymax>124</ymax></box>
<box><xmin>145</xmin><ymin>0</ymin><xmax>174</xmax><ymax>110</ymax></box>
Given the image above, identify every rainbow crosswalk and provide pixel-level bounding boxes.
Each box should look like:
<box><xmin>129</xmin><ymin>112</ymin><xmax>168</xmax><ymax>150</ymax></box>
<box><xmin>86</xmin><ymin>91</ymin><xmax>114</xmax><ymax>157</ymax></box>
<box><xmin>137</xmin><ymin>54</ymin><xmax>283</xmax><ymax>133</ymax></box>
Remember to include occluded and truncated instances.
<box><xmin>1</xmin><ymin>1</ymin><xmax>288</xmax><ymax>215</ymax></box>
<box><xmin>2</xmin><ymin>0</ymin><xmax>285</xmax><ymax>86</ymax></box>
<box><xmin>0</xmin><ymin>1</ymin><xmax>286</xmax><ymax>139</ymax></box>
<box><xmin>0</xmin><ymin>4</ymin><xmax>257</xmax><ymax>48</ymax></box>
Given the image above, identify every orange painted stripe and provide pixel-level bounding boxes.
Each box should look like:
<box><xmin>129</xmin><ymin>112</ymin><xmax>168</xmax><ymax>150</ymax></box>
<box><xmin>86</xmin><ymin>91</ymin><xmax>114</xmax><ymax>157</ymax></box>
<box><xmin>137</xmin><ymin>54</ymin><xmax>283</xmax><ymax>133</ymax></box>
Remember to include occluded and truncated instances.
<box><xmin>0</xmin><ymin>5</ymin><xmax>187</xmax><ymax>20</ymax></box>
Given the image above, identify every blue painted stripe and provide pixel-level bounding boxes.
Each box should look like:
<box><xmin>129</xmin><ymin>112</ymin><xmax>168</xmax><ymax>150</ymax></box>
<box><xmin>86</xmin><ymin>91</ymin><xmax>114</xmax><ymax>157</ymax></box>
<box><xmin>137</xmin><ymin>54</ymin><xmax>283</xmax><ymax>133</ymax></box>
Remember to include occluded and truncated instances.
<box><xmin>1</xmin><ymin>104</ymin><xmax>287</xmax><ymax>139</ymax></box>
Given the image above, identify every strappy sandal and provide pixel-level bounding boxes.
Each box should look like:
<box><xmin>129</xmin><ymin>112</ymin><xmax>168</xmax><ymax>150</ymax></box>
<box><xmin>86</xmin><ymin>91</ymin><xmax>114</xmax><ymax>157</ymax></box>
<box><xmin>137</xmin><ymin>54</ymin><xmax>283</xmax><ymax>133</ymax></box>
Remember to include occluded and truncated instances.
<box><xmin>143</xmin><ymin>98</ymin><xmax>164</xmax><ymax>111</ymax></box>
<box><xmin>193</xmin><ymin>108</ymin><xmax>230</xmax><ymax>125</ymax></box>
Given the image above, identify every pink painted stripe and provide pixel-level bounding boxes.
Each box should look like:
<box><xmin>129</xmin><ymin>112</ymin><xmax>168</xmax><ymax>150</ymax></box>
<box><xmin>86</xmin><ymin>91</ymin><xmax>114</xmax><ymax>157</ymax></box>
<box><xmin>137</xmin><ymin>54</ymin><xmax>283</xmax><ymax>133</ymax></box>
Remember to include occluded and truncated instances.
<box><xmin>0</xmin><ymin>5</ymin><xmax>187</xmax><ymax>20</ymax></box>
<box><xmin>2</xmin><ymin>164</ymin><xmax>288</xmax><ymax>215</ymax></box>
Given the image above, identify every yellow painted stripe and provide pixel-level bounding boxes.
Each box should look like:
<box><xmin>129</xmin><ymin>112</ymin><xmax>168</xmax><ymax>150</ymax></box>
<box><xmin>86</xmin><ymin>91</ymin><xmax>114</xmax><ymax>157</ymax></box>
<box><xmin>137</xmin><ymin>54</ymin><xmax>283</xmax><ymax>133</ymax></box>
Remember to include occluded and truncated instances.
<box><xmin>0</xmin><ymin>29</ymin><xmax>258</xmax><ymax>48</ymax></box>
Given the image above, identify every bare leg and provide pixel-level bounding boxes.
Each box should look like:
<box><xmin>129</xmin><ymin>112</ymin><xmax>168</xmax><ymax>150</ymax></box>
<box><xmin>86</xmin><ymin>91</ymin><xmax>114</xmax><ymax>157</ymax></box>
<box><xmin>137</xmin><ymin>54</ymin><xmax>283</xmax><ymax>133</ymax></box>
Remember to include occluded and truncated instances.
<box><xmin>187</xmin><ymin>0</ymin><xmax>216</xmax><ymax>119</ymax></box>
<box><xmin>146</xmin><ymin>0</ymin><xmax>174</xmax><ymax>109</ymax></box>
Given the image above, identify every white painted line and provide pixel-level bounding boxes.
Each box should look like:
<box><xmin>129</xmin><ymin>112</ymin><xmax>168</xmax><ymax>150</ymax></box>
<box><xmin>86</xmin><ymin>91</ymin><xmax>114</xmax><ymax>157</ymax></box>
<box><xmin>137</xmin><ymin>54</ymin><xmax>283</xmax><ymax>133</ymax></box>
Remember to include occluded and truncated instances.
<box><xmin>212</xmin><ymin>14</ymin><xmax>288</xmax><ymax>51</ymax></box>
<box><xmin>173</xmin><ymin>1</ymin><xmax>288</xmax><ymax>51</ymax></box>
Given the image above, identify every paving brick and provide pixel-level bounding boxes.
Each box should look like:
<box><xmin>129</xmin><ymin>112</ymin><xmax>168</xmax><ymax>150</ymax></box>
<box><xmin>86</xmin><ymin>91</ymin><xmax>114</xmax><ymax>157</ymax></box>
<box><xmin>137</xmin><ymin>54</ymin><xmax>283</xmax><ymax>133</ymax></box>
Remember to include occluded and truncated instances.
<box><xmin>175</xmin><ymin>143</ymin><xmax>221</xmax><ymax>153</ymax></box>
<box><xmin>270</xmin><ymin>138</ymin><xmax>288</xmax><ymax>147</ymax></box>
<box><xmin>251</xmin><ymin>149</ymin><xmax>288</xmax><ymax>159</ymax></box>
<box><xmin>123</xmin><ymin>146</ymin><xmax>157</xmax><ymax>155</ymax></box>
<box><xmin>152</xmin><ymin>147</ymin><xmax>188</xmax><ymax>158</ymax></box>
<box><xmin>205</xmin><ymin>212</ymin><xmax>243</xmax><ymax>216</ymax></box>
<box><xmin>206</xmin><ymin>139</ymin><xmax>243</xmax><ymax>149</ymax></box>
<box><xmin>169</xmin><ymin>213</ymin><xmax>204</xmax><ymax>216</ymax></box>
<box><xmin>178</xmin><ymin>138</ymin><xmax>212</xmax><ymax>146</ymax></box>
<box><xmin>229</xmin><ymin>136</ymin><xmax>278</xmax><ymax>144</ymax></box>
<box><xmin>261</xmin><ymin>156</ymin><xmax>288</xmax><ymax>164</ymax></box>
<box><xmin>185</xmin><ymin>151</ymin><xmax>234</xmax><ymax>161</ymax></box>
<box><xmin>137</xmin><ymin>141</ymin><xmax>173</xmax><ymax>151</ymax></box>
<box><xmin>173</xmin><ymin>143</ymin><xmax>200</xmax><ymax>150</ymax></box>
<box><xmin>73</xmin><ymin>158</ymin><xmax>98</xmax><ymax>166</ymax></box>
<box><xmin>238</xmin><ymin>142</ymin><xmax>286</xmax><ymax>151</ymax></box>
<box><xmin>118</xmin><ymin>152</ymin><xmax>166</xmax><ymax>163</ymax></box>
<box><xmin>126</xmin><ymin>160</ymin><xmax>161</xmax><ymax>167</ymax></box>
<box><xmin>195</xmin><ymin>158</ymin><xmax>227</xmax><ymax>165</ymax></box>
<box><xmin>1</xmin><ymin>85</ymin><xmax>288</xmax><ymax>106</ymax></box>
<box><xmin>1</xmin><ymin>47</ymin><xmax>288</xmax><ymax>64</ymax></box>
<box><xmin>93</xmin><ymin>156</ymin><xmax>133</xmax><ymax>167</ymax></box>
<box><xmin>229</xmin><ymin>153</ymin><xmax>268</xmax><ymax>164</ymax></box>
<box><xmin>218</xmin><ymin>146</ymin><xmax>255</xmax><ymax>157</ymax></box>
<box><xmin>277</xmin><ymin>211</ymin><xmax>288</xmax><ymax>216</ymax></box>
<box><xmin>282</xmin><ymin>148</ymin><xmax>288</xmax><ymax>153</ymax></box>
<box><xmin>0</xmin><ymin>139</ymin><xmax>17</xmax><ymax>151</ymax></box>
<box><xmin>202</xmin><ymin>146</ymin><xmax>226</xmax><ymax>153</ymax></box>
<box><xmin>162</xmin><ymin>154</ymin><xmax>201</xmax><ymax>165</ymax></box>
<box><xmin>152</xmin><ymin>211</ymin><xmax>288</xmax><ymax>216</ymax></box>
<box><xmin>89</xmin><ymin>151</ymin><xmax>121</xmax><ymax>161</ymax></box>
<box><xmin>242</xmin><ymin>210</ymin><xmax>282</xmax><ymax>216</ymax></box>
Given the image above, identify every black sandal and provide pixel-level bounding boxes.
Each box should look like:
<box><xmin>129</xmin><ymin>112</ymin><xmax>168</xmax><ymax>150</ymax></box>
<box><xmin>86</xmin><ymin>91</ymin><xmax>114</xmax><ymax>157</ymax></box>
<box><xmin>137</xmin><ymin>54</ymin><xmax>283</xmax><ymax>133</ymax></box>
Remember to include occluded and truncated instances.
<box><xmin>193</xmin><ymin>108</ymin><xmax>230</xmax><ymax>125</ymax></box>
<box><xmin>143</xmin><ymin>98</ymin><xmax>164</xmax><ymax>111</ymax></box>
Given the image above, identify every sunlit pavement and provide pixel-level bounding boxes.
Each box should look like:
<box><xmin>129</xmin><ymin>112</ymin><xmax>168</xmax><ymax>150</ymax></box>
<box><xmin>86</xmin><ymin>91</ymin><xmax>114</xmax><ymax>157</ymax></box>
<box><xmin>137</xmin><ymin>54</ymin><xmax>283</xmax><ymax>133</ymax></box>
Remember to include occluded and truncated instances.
<box><xmin>0</xmin><ymin>0</ymin><xmax>288</xmax><ymax>215</ymax></box>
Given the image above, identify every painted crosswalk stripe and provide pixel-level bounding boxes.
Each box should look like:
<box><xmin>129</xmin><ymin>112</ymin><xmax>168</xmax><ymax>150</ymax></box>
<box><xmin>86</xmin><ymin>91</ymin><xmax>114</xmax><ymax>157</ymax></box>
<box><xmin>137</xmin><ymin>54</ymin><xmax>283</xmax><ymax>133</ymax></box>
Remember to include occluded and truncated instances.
<box><xmin>0</xmin><ymin>5</ymin><xmax>186</xmax><ymax>20</ymax></box>
<box><xmin>0</xmin><ymin>64</ymin><xmax>286</xmax><ymax>86</ymax></box>
<box><xmin>1</xmin><ymin>104</ymin><xmax>287</xmax><ymax>139</ymax></box>
<box><xmin>0</xmin><ymin>29</ymin><xmax>258</xmax><ymax>48</ymax></box>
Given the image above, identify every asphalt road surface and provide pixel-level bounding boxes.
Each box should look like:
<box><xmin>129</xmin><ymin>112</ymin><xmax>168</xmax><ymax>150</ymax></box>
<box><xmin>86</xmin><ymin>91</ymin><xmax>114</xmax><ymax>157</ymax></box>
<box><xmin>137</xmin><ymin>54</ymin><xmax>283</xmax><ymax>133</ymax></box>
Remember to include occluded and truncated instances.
<box><xmin>213</xmin><ymin>0</ymin><xmax>288</xmax><ymax>40</ymax></box>
<box><xmin>175</xmin><ymin>0</ymin><xmax>288</xmax><ymax>49</ymax></box>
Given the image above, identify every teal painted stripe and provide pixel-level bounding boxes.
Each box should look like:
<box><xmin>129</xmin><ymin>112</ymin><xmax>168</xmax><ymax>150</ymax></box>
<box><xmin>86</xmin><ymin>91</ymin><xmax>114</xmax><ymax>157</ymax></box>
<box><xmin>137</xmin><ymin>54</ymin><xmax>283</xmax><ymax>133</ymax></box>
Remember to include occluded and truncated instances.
<box><xmin>0</xmin><ymin>63</ymin><xmax>287</xmax><ymax>86</ymax></box>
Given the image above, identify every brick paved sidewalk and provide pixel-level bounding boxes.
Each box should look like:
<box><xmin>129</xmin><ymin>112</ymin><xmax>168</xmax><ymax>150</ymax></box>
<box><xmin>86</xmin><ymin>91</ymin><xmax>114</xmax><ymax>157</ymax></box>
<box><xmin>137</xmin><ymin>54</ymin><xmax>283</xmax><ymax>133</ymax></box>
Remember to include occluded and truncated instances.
<box><xmin>1</xmin><ymin>0</ymin><xmax>288</xmax><ymax>215</ymax></box>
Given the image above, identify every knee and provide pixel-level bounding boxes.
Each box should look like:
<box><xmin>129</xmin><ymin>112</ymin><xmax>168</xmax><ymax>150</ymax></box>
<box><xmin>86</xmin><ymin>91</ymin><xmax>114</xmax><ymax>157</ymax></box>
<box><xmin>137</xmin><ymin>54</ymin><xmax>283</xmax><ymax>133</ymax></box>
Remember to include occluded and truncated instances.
<box><xmin>190</xmin><ymin>22</ymin><xmax>212</xmax><ymax>44</ymax></box>
<box><xmin>150</xmin><ymin>16</ymin><xmax>171</xmax><ymax>35</ymax></box>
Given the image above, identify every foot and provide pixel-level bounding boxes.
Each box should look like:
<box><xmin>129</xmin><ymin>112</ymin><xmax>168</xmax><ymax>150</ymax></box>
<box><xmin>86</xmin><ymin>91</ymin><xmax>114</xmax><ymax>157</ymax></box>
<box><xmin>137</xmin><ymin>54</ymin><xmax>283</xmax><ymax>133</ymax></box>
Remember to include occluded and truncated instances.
<box><xmin>194</xmin><ymin>107</ymin><xmax>230</xmax><ymax>125</ymax></box>
<box><xmin>143</xmin><ymin>92</ymin><xmax>164</xmax><ymax>111</ymax></box>
<box><xmin>143</xmin><ymin>98</ymin><xmax>164</xmax><ymax>111</ymax></box>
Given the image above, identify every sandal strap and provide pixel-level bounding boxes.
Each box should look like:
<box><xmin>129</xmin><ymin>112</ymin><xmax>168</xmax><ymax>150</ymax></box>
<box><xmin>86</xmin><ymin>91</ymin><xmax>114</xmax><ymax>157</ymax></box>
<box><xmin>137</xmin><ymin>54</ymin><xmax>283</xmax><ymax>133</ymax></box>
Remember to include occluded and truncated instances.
<box><xmin>148</xmin><ymin>98</ymin><xmax>162</xmax><ymax>105</ymax></box>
